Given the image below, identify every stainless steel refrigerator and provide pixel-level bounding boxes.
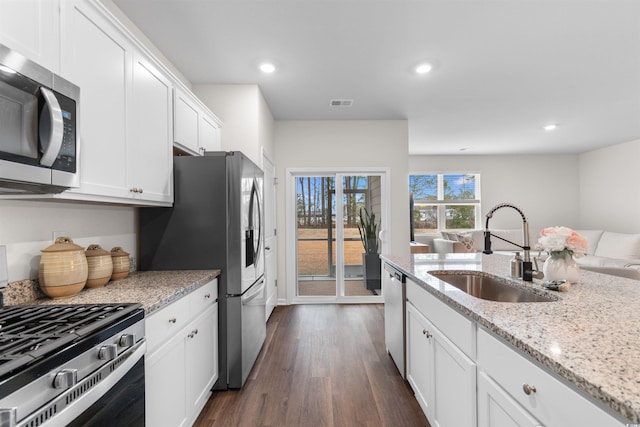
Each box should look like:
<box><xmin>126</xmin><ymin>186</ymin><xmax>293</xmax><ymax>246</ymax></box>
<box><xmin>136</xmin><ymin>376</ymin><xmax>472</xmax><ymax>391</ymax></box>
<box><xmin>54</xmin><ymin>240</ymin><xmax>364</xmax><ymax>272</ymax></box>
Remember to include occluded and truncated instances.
<box><xmin>139</xmin><ymin>151</ymin><xmax>266</xmax><ymax>389</ymax></box>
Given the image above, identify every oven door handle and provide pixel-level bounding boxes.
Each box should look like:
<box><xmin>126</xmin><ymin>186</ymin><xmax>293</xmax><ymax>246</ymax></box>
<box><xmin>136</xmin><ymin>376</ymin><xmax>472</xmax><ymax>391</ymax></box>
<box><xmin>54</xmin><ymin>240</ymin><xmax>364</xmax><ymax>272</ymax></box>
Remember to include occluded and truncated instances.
<box><xmin>19</xmin><ymin>339</ymin><xmax>146</xmax><ymax>427</ymax></box>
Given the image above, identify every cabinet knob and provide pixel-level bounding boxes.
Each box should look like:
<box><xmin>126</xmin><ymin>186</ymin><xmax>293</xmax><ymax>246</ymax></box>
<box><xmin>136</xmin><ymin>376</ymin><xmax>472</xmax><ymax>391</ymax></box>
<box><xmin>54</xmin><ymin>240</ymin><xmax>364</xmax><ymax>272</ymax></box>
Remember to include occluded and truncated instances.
<box><xmin>422</xmin><ymin>329</ymin><xmax>432</xmax><ymax>339</ymax></box>
<box><xmin>168</xmin><ymin>317</ymin><xmax>177</xmax><ymax>323</ymax></box>
<box><xmin>522</xmin><ymin>383</ymin><xmax>537</xmax><ymax>395</ymax></box>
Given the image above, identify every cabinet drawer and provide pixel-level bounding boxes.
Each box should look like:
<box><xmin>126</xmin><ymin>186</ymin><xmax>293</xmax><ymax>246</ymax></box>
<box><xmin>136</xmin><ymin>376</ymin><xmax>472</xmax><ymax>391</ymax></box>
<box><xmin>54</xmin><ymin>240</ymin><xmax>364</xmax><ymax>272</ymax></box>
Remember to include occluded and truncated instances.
<box><xmin>189</xmin><ymin>279</ymin><xmax>217</xmax><ymax>314</ymax></box>
<box><xmin>477</xmin><ymin>328</ymin><xmax>624</xmax><ymax>427</ymax></box>
<box><xmin>406</xmin><ymin>278</ymin><xmax>475</xmax><ymax>358</ymax></box>
<box><xmin>146</xmin><ymin>295</ymin><xmax>190</xmax><ymax>354</ymax></box>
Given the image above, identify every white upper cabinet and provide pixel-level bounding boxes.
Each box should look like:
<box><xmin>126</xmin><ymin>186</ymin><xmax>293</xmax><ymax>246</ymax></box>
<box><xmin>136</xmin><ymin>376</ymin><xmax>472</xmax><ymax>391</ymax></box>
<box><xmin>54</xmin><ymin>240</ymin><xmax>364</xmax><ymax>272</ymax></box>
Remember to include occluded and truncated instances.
<box><xmin>61</xmin><ymin>0</ymin><xmax>132</xmax><ymax>200</ymax></box>
<box><xmin>1</xmin><ymin>0</ymin><xmax>221</xmax><ymax>206</ymax></box>
<box><xmin>60</xmin><ymin>0</ymin><xmax>172</xmax><ymax>205</ymax></box>
<box><xmin>129</xmin><ymin>51</ymin><xmax>173</xmax><ymax>203</ymax></box>
<box><xmin>174</xmin><ymin>87</ymin><xmax>221</xmax><ymax>156</ymax></box>
<box><xmin>199</xmin><ymin>111</ymin><xmax>222</xmax><ymax>153</ymax></box>
<box><xmin>174</xmin><ymin>87</ymin><xmax>200</xmax><ymax>155</ymax></box>
<box><xmin>0</xmin><ymin>0</ymin><xmax>60</xmax><ymax>72</ymax></box>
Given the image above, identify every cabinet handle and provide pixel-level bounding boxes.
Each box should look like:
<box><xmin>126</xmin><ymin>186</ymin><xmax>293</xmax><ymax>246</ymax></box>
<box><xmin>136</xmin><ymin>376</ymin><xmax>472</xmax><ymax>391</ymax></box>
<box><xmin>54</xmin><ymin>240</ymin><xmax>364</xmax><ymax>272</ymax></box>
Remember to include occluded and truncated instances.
<box><xmin>168</xmin><ymin>317</ymin><xmax>177</xmax><ymax>323</ymax></box>
<box><xmin>422</xmin><ymin>329</ymin><xmax>432</xmax><ymax>339</ymax></box>
<box><xmin>522</xmin><ymin>383</ymin><xmax>537</xmax><ymax>395</ymax></box>
<box><xmin>188</xmin><ymin>329</ymin><xmax>199</xmax><ymax>339</ymax></box>
<box><xmin>138</xmin><ymin>188</ymin><xmax>143</xmax><ymax>194</ymax></box>
<box><xmin>204</xmin><ymin>293</ymin><xmax>211</xmax><ymax>299</ymax></box>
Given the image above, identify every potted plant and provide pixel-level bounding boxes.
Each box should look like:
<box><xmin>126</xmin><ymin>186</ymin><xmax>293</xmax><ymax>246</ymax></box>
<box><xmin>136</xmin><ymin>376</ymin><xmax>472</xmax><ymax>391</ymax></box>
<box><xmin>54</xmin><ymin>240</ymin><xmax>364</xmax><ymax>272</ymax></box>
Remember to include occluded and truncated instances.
<box><xmin>358</xmin><ymin>207</ymin><xmax>381</xmax><ymax>290</ymax></box>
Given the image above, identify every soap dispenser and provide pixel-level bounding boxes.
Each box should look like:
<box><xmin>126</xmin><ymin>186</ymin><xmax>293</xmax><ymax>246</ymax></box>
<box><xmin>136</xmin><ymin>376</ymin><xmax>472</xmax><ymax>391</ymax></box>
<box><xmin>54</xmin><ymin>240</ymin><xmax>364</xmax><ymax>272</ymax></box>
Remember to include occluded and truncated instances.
<box><xmin>511</xmin><ymin>252</ymin><xmax>523</xmax><ymax>279</ymax></box>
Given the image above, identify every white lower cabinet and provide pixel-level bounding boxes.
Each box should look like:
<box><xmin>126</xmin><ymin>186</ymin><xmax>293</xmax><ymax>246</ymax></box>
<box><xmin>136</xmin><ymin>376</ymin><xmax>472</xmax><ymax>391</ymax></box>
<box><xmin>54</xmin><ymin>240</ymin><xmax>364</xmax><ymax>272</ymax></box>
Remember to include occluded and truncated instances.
<box><xmin>477</xmin><ymin>328</ymin><xmax>624</xmax><ymax>427</ymax></box>
<box><xmin>146</xmin><ymin>329</ymin><xmax>188</xmax><ymax>427</ymax></box>
<box><xmin>146</xmin><ymin>279</ymin><xmax>219</xmax><ymax>427</ymax></box>
<box><xmin>406</xmin><ymin>279</ymin><xmax>476</xmax><ymax>427</ymax></box>
<box><xmin>404</xmin><ymin>278</ymin><xmax>624</xmax><ymax>427</ymax></box>
<box><xmin>477</xmin><ymin>371</ymin><xmax>541</xmax><ymax>427</ymax></box>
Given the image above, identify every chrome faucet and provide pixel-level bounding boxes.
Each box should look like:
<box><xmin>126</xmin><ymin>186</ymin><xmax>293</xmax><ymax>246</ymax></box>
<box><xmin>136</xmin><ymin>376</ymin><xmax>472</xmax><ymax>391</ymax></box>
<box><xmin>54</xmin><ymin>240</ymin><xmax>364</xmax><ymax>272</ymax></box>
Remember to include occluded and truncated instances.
<box><xmin>483</xmin><ymin>203</ymin><xmax>543</xmax><ymax>281</ymax></box>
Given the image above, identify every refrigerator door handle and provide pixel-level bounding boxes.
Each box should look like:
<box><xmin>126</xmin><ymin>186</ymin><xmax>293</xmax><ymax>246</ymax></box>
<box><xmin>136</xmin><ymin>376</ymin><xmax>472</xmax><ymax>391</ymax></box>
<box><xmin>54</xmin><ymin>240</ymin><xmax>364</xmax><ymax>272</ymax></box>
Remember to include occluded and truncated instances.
<box><xmin>242</xmin><ymin>278</ymin><xmax>265</xmax><ymax>304</ymax></box>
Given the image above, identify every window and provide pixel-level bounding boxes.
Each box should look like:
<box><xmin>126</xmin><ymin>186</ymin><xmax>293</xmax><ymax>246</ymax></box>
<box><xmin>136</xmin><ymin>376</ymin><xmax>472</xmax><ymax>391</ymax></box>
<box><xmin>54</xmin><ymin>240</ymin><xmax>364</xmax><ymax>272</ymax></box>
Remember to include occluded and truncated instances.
<box><xmin>409</xmin><ymin>173</ymin><xmax>481</xmax><ymax>236</ymax></box>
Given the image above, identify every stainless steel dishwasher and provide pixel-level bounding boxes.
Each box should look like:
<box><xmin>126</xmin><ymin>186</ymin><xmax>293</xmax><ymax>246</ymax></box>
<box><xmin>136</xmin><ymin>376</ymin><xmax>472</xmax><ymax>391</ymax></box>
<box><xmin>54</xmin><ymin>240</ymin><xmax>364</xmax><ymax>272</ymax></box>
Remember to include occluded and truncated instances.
<box><xmin>383</xmin><ymin>262</ymin><xmax>407</xmax><ymax>378</ymax></box>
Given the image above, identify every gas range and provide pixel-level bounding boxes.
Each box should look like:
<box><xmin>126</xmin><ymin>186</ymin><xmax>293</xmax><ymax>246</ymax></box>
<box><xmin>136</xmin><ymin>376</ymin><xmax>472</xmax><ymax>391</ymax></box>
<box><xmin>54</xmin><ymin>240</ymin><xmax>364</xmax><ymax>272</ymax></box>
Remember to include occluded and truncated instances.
<box><xmin>0</xmin><ymin>303</ymin><xmax>145</xmax><ymax>427</ymax></box>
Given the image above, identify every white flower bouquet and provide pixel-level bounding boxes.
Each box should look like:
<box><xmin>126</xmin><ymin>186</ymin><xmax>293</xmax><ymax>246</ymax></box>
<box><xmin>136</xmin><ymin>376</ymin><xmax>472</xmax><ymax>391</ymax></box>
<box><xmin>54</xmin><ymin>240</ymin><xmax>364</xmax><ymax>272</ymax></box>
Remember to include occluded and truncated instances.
<box><xmin>535</xmin><ymin>226</ymin><xmax>588</xmax><ymax>259</ymax></box>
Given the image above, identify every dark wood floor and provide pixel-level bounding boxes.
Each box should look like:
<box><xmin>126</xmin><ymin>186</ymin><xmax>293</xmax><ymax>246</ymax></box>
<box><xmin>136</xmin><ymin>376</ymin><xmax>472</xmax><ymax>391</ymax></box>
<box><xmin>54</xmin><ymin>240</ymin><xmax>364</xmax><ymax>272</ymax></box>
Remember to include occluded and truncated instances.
<box><xmin>194</xmin><ymin>304</ymin><xmax>430</xmax><ymax>427</ymax></box>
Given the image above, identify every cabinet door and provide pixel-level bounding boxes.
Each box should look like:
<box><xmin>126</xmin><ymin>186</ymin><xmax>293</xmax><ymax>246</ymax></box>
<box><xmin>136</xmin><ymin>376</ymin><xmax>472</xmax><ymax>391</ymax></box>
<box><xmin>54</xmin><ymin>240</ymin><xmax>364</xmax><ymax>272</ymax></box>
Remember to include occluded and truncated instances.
<box><xmin>0</xmin><ymin>0</ymin><xmax>59</xmax><ymax>71</ymax></box>
<box><xmin>130</xmin><ymin>51</ymin><xmax>173</xmax><ymax>203</ymax></box>
<box><xmin>199</xmin><ymin>113</ymin><xmax>221</xmax><ymax>153</ymax></box>
<box><xmin>406</xmin><ymin>301</ymin><xmax>433</xmax><ymax>419</ymax></box>
<box><xmin>174</xmin><ymin>88</ymin><xmax>200</xmax><ymax>155</ymax></box>
<box><xmin>478</xmin><ymin>372</ymin><xmax>541</xmax><ymax>427</ymax></box>
<box><xmin>61</xmin><ymin>0</ymin><xmax>132</xmax><ymax>199</ymax></box>
<box><xmin>186</xmin><ymin>303</ymin><xmax>218</xmax><ymax>424</ymax></box>
<box><xmin>146</xmin><ymin>335</ymin><xmax>188</xmax><ymax>427</ymax></box>
<box><xmin>430</xmin><ymin>319</ymin><xmax>476</xmax><ymax>427</ymax></box>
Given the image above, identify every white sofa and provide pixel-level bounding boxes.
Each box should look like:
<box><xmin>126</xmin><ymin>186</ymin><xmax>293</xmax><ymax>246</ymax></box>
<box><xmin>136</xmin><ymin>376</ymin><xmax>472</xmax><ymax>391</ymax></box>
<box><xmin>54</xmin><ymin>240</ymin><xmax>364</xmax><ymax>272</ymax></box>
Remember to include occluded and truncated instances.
<box><xmin>573</xmin><ymin>230</ymin><xmax>640</xmax><ymax>270</ymax></box>
<box><xmin>433</xmin><ymin>229</ymin><xmax>526</xmax><ymax>255</ymax></box>
<box><xmin>433</xmin><ymin>229</ymin><xmax>640</xmax><ymax>279</ymax></box>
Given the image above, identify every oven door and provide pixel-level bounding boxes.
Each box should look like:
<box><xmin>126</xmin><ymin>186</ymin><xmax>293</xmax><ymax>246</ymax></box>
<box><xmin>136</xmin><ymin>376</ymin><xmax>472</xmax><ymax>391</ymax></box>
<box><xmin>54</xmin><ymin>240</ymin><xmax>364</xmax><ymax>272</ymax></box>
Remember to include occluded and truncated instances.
<box><xmin>18</xmin><ymin>340</ymin><xmax>146</xmax><ymax>427</ymax></box>
<box><xmin>68</xmin><ymin>352</ymin><xmax>145</xmax><ymax>426</ymax></box>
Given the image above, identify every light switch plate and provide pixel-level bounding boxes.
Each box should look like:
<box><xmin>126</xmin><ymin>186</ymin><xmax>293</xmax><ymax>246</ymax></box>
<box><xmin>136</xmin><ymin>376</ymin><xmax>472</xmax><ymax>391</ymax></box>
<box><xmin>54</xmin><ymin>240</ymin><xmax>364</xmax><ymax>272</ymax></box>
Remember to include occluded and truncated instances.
<box><xmin>0</xmin><ymin>245</ymin><xmax>8</xmax><ymax>288</ymax></box>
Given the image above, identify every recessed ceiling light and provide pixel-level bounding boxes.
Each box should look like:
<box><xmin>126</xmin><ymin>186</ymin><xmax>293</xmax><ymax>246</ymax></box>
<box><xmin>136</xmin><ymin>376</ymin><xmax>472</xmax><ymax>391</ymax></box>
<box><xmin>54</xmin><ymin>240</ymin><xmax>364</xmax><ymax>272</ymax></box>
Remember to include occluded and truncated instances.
<box><xmin>259</xmin><ymin>62</ymin><xmax>276</xmax><ymax>73</ymax></box>
<box><xmin>543</xmin><ymin>124</ymin><xmax>558</xmax><ymax>131</ymax></box>
<box><xmin>415</xmin><ymin>63</ymin><xmax>433</xmax><ymax>75</ymax></box>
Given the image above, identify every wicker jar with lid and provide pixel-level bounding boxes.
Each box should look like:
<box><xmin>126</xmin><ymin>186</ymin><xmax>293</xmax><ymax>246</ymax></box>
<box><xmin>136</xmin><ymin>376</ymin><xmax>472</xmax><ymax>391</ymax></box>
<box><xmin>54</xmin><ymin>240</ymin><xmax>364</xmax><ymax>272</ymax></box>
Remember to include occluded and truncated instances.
<box><xmin>110</xmin><ymin>247</ymin><xmax>130</xmax><ymax>280</ymax></box>
<box><xmin>39</xmin><ymin>237</ymin><xmax>88</xmax><ymax>299</ymax></box>
<box><xmin>85</xmin><ymin>244</ymin><xmax>113</xmax><ymax>288</ymax></box>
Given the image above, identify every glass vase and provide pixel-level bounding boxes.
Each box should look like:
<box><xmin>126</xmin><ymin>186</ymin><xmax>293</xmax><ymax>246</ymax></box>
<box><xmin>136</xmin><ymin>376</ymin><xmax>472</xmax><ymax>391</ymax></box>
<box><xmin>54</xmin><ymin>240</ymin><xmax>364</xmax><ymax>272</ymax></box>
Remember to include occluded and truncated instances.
<box><xmin>543</xmin><ymin>252</ymin><xmax>580</xmax><ymax>283</ymax></box>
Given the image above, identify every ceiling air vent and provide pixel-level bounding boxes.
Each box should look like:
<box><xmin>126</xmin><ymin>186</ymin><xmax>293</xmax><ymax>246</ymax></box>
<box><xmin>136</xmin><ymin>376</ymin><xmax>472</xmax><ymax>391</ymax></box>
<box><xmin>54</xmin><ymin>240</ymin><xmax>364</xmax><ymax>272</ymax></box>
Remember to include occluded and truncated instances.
<box><xmin>330</xmin><ymin>99</ymin><xmax>353</xmax><ymax>107</ymax></box>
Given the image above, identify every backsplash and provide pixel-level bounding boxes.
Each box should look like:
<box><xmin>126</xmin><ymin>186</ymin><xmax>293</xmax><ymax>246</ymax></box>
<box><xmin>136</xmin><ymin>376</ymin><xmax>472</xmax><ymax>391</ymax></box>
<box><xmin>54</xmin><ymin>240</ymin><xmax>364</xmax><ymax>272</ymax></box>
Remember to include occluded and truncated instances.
<box><xmin>0</xmin><ymin>200</ymin><xmax>137</xmax><ymax>282</ymax></box>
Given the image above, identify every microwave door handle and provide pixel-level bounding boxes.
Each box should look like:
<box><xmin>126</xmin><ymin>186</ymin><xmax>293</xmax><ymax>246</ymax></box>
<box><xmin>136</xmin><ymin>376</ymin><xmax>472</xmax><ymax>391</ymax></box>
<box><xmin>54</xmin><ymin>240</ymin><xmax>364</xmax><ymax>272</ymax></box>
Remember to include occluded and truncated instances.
<box><xmin>39</xmin><ymin>87</ymin><xmax>64</xmax><ymax>167</ymax></box>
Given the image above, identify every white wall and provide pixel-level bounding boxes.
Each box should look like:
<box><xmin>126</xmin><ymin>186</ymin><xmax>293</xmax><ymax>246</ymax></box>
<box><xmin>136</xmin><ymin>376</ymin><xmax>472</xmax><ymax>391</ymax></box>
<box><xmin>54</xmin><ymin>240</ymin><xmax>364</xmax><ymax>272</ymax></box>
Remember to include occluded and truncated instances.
<box><xmin>578</xmin><ymin>139</ymin><xmax>640</xmax><ymax>232</ymax></box>
<box><xmin>193</xmin><ymin>84</ymin><xmax>275</xmax><ymax>168</ymax></box>
<box><xmin>0</xmin><ymin>200</ymin><xmax>135</xmax><ymax>282</ymax></box>
<box><xmin>275</xmin><ymin>120</ymin><xmax>409</xmax><ymax>301</ymax></box>
<box><xmin>409</xmin><ymin>154</ymin><xmax>581</xmax><ymax>235</ymax></box>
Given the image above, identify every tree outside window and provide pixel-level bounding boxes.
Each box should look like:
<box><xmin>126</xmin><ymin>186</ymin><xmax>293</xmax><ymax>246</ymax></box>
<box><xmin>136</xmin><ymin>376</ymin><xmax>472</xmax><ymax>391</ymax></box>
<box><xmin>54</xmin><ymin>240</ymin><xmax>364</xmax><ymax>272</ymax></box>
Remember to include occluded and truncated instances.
<box><xmin>410</xmin><ymin>174</ymin><xmax>481</xmax><ymax>235</ymax></box>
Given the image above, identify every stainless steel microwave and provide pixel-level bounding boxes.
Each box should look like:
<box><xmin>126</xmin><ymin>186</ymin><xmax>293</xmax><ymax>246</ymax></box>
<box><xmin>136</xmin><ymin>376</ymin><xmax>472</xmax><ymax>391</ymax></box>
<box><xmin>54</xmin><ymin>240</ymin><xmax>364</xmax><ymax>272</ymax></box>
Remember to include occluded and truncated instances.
<box><xmin>0</xmin><ymin>44</ymin><xmax>80</xmax><ymax>194</ymax></box>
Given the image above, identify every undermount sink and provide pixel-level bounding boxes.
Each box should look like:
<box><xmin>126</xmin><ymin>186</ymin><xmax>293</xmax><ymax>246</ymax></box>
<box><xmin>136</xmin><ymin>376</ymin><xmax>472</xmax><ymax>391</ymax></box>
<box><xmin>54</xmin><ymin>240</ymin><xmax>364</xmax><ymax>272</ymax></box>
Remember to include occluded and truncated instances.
<box><xmin>428</xmin><ymin>271</ymin><xmax>557</xmax><ymax>303</ymax></box>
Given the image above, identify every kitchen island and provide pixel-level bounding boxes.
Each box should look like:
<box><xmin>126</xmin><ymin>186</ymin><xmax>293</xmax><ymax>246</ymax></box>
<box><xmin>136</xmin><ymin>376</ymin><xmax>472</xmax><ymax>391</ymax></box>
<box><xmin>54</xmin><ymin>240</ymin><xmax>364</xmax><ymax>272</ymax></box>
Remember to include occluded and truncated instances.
<box><xmin>382</xmin><ymin>252</ymin><xmax>640</xmax><ymax>425</ymax></box>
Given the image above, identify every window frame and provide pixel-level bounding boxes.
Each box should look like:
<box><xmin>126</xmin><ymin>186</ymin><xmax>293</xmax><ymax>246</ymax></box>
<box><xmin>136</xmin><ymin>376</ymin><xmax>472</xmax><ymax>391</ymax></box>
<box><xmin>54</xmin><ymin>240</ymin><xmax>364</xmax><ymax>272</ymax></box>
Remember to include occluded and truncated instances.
<box><xmin>410</xmin><ymin>173</ymin><xmax>482</xmax><ymax>235</ymax></box>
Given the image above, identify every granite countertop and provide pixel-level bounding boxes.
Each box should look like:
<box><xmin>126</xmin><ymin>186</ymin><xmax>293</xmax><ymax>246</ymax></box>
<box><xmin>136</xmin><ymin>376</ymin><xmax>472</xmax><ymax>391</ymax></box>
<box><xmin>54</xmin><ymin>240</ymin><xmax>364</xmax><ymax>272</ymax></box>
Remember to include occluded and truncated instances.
<box><xmin>381</xmin><ymin>252</ymin><xmax>640</xmax><ymax>424</ymax></box>
<box><xmin>5</xmin><ymin>270</ymin><xmax>221</xmax><ymax>315</ymax></box>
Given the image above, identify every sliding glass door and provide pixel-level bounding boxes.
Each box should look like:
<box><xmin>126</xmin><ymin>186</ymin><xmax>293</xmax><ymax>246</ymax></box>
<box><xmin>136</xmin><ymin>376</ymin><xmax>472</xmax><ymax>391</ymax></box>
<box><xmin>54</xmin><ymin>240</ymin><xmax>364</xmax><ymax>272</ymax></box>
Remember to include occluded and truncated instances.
<box><xmin>291</xmin><ymin>171</ymin><xmax>386</xmax><ymax>303</ymax></box>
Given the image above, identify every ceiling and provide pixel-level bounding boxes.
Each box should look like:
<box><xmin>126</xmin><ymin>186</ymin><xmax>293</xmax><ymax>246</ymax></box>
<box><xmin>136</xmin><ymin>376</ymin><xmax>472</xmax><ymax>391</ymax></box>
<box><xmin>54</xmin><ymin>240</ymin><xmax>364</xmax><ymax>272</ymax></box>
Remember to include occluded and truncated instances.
<box><xmin>112</xmin><ymin>0</ymin><xmax>640</xmax><ymax>155</ymax></box>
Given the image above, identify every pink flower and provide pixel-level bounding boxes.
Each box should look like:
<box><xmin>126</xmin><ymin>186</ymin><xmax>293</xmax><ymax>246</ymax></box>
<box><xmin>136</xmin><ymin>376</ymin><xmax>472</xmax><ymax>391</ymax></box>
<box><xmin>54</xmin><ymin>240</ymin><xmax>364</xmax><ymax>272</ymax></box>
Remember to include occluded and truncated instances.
<box><xmin>536</xmin><ymin>226</ymin><xmax>588</xmax><ymax>257</ymax></box>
